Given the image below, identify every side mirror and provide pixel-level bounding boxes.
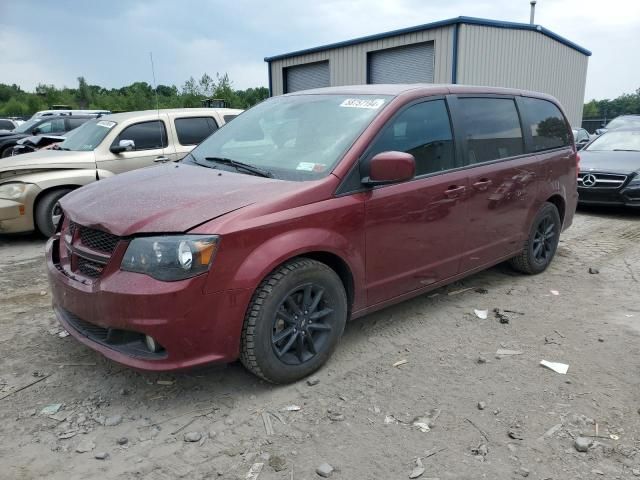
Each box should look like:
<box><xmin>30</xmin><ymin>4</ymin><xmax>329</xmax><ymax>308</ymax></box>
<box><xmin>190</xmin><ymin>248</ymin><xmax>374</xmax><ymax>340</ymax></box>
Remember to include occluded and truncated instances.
<box><xmin>32</xmin><ymin>127</ymin><xmax>41</xmax><ymax>135</ymax></box>
<box><xmin>110</xmin><ymin>139</ymin><xmax>135</xmax><ymax>154</ymax></box>
<box><xmin>363</xmin><ymin>151</ymin><xmax>416</xmax><ymax>186</ymax></box>
<box><xmin>576</xmin><ymin>139</ymin><xmax>589</xmax><ymax>150</ymax></box>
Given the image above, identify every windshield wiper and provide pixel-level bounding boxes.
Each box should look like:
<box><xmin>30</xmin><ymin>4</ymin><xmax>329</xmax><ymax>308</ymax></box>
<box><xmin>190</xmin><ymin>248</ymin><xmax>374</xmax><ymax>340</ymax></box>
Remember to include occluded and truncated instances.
<box><xmin>613</xmin><ymin>149</ymin><xmax>640</xmax><ymax>152</ymax></box>
<box><xmin>203</xmin><ymin>156</ymin><xmax>273</xmax><ymax>178</ymax></box>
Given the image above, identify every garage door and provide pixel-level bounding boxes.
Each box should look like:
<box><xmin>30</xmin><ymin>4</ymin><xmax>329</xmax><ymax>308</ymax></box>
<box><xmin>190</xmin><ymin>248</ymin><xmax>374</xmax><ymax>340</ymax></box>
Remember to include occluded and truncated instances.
<box><xmin>284</xmin><ymin>61</ymin><xmax>330</xmax><ymax>93</ymax></box>
<box><xmin>368</xmin><ymin>42</ymin><xmax>434</xmax><ymax>84</ymax></box>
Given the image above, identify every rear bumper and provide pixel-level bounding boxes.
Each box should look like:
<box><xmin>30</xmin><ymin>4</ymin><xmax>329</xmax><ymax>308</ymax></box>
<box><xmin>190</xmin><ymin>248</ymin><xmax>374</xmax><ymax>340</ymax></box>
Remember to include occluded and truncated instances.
<box><xmin>46</xmin><ymin>236</ymin><xmax>252</xmax><ymax>371</ymax></box>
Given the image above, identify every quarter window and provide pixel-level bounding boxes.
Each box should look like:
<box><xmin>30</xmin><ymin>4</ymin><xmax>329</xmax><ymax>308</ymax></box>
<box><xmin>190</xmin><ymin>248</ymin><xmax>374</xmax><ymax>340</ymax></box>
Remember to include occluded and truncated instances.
<box><xmin>458</xmin><ymin>98</ymin><xmax>524</xmax><ymax>164</ymax></box>
<box><xmin>115</xmin><ymin>120</ymin><xmax>168</xmax><ymax>150</ymax></box>
<box><xmin>174</xmin><ymin>117</ymin><xmax>218</xmax><ymax>146</ymax></box>
<box><xmin>521</xmin><ymin>97</ymin><xmax>570</xmax><ymax>151</ymax></box>
<box><xmin>367</xmin><ymin>99</ymin><xmax>455</xmax><ymax>176</ymax></box>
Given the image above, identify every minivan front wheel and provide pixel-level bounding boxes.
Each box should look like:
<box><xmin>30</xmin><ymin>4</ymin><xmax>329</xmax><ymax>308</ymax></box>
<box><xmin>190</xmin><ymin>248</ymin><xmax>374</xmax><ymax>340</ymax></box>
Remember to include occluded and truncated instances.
<box><xmin>240</xmin><ymin>258</ymin><xmax>347</xmax><ymax>384</ymax></box>
<box><xmin>510</xmin><ymin>202</ymin><xmax>561</xmax><ymax>274</ymax></box>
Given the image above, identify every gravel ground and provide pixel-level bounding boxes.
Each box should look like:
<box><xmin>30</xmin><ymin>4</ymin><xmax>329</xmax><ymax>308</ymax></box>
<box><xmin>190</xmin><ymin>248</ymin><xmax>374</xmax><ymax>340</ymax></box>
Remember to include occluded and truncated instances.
<box><xmin>1</xmin><ymin>207</ymin><xmax>639</xmax><ymax>480</ymax></box>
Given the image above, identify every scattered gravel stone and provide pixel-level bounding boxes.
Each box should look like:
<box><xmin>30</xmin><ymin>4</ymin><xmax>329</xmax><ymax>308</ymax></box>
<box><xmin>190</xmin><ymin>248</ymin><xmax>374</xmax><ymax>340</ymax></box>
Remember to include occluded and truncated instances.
<box><xmin>316</xmin><ymin>462</ymin><xmax>334</xmax><ymax>478</ymax></box>
<box><xmin>183</xmin><ymin>431</ymin><xmax>202</xmax><ymax>443</ymax></box>
<box><xmin>631</xmin><ymin>468</ymin><xmax>640</xmax><ymax>476</ymax></box>
<box><xmin>588</xmin><ymin>267</ymin><xmax>600</xmax><ymax>274</ymax></box>
<box><xmin>224</xmin><ymin>418</ymin><xmax>234</xmax><ymax>426</ymax></box>
<box><xmin>477</xmin><ymin>401</ymin><xmax>487</xmax><ymax>410</ymax></box>
<box><xmin>76</xmin><ymin>439</ymin><xmax>96</xmax><ymax>453</ymax></box>
<box><xmin>307</xmin><ymin>376</ymin><xmax>320</xmax><ymax>386</ymax></box>
<box><xmin>104</xmin><ymin>415</ymin><xmax>122</xmax><ymax>427</ymax></box>
<box><xmin>94</xmin><ymin>452</ymin><xmax>109</xmax><ymax>460</ymax></box>
<box><xmin>598</xmin><ymin>337</ymin><xmax>604</xmax><ymax>342</ymax></box>
<box><xmin>574</xmin><ymin>437</ymin><xmax>592</xmax><ymax>452</ymax></box>
<box><xmin>116</xmin><ymin>437</ymin><xmax>128</xmax><ymax>446</ymax></box>
<box><xmin>328</xmin><ymin>411</ymin><xmax>345</xmax><ymax>422</ymax></box>
<box><xmin>517</xmin><ymin>467</ymin><xmax>530</xmax><ymax>477</ymax></box>
<box><xmin>269</xmin><ymin>455</ymin><xmax>287</xmax><ymax>472</ymax></box>
<box><xmin>477</xmin><ymin>356</ymin><xmax>487</xmax><ymax>364</ymax></box>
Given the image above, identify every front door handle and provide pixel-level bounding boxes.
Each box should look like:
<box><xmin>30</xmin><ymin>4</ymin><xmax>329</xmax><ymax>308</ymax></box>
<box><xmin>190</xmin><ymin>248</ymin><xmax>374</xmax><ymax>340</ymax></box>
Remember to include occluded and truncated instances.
<box><xmin>444</xmin><ymin>185</ymin><xmax>466</xmax><ymax>198</ymax></box>
<box><xmin>154</xmin><ymin>156</ymin><xmax>170</xmax><ymax>163</ymax></box>
<box><xmin>473</xmin><ymin>179</ymin><xmax>493</xmax><ymax>191</ymax></box>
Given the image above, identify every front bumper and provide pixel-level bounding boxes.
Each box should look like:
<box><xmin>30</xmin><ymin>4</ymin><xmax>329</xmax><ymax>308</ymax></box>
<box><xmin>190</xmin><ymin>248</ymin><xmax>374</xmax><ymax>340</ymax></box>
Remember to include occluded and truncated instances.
<box><xmin>46</xmin><ymin>236</ymin><xmax>252</xmax><ymax>371</ymax></box>
<box><xmin>578</xmin><ymin>185</ymin><xmax>640</xmax><ymax>207</ymax></box>
<box><xmin>0</xmin><ymin>184</ymin><xmax>39</xmax><ymax>233</ymax></box>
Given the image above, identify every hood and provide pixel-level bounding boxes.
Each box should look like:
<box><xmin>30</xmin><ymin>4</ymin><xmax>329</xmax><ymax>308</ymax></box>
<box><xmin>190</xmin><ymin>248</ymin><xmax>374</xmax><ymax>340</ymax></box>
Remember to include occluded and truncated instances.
<box><xmin>60</xmin><ymin>163</ymin><xmax>309</xmax><ymax>236</ymax></box>
<box><xmin>0</xmin><ymin>149</ymin><xmax>96</xmax><ymax>174</ymax></box>
<box><xmin>579</xmin><ymin>150</ymin><xmax>640</xmax><ymax>175</ymax></box>
<box><xmin>0</xmin><ymin>131</ymin><xmax>23</xmax><ymax>138</ymax></box>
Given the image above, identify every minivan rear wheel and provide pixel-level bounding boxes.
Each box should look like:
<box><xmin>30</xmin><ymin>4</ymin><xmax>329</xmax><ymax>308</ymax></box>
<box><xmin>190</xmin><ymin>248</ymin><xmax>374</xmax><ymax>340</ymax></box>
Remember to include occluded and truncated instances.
<box><xmin>240</xmin><ymin>258</ymin><xmax>347</xmax><ymax>384</ymax></box>
<box><xmin>35</xmin><ymin>188</ymin><xmax>73</xmax><ymax>237</ymax></box>
<box><xmin>510</xmin><ymin>202</ymin><xmax>561</xmax><ymax>274</ymax></box>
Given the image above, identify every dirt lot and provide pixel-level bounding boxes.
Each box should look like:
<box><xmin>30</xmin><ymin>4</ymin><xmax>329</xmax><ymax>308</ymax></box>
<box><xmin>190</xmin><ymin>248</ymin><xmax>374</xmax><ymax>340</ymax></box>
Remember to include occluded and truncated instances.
<box><xmin>1</xmin><ymin>207</ymin><xmax>640</xmax><ymax>480</ymax></box>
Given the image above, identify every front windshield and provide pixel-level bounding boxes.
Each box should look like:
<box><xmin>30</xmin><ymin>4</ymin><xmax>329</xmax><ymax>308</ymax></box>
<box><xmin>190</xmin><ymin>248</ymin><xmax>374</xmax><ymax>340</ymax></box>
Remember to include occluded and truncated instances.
<box><xmin>585</xmin><ymin>130</ymin><xmax>640</xmax><ymax>152</ymax></box>
<box><xmin>57</xmin><ymin>119</ymin><xmax>117</xmax><ymax>151</ymax></box>
<box><xmin>605</xmin><ymin>116</ymin><xmax>640</xmax><ymax>130</ymax></box>
<box><xmin>14</xmin><ymin>118</ymin><xmax>40</xmax><ymax>134</ymax></box>
<box><xmin>187</xmin><ymin>94</ymin><xmax>392</xmax><ymax>181</ymax></box>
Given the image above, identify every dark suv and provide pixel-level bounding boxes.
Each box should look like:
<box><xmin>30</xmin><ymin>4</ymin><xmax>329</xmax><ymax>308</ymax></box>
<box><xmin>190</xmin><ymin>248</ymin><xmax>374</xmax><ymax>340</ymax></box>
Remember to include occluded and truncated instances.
<box><xmin>0</xmin><ymin>116</ymin><xmax>94</xmax><ymax>157</ymax></box>
<box><xmin>47</xmin><ymin>85</ymin><xmax>578</xmax><ymax>383</ymax></box>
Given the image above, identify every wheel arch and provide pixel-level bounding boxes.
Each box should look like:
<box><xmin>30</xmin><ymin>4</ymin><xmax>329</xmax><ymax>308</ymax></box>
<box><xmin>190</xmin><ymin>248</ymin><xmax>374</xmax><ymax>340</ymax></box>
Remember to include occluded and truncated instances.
<box><xmin>546</xmin><ymin>194</ymin><xmax>566</xmax><ymax>225</ymax></box>
<box><xmin>33</xmin><ymin>184</ymin><xmax>80</xmax><ymax>224</ymax></box>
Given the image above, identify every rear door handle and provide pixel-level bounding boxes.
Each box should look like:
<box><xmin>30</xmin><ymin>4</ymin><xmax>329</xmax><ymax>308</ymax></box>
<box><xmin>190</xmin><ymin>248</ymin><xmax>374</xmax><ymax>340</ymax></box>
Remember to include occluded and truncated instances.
<box><xmin>154</xmin><ymin>156</ymin><xmax>170</xmax><ymax>163</ymax></box>
<box><xmin>473</xmin><ymin>179</ymin><xmax>493</xmax><ymax>191</ymax></box>
<box><xmin>444</xmin><ymin>185</ymin><xmax>466</xmax><ymax>198</ymax></box>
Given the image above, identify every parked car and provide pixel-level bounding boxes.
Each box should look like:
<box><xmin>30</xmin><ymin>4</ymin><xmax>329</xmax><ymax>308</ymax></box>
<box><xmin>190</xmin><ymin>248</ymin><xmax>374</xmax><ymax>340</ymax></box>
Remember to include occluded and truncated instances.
<box><xmin>0</xmin><ymin>118</ymin><xmax>19</xmax><ymax>131</ymax></box>
<box><xmin>30</xmin><ymin>109</ymin><xmax>112</xmax><ymax>119</ymax></box>
<box><xmin>572</xmin><ymin>128</ymin><xmax>591</xmax><ymax>150</ymax></box>
<box><xmin>0</xmin><ymin>108</ymin><xmax>241</xmax><ymax>236</ymax></box>
<box><xmin>0</xmin><ymin>115</ymin><xmax>95</xmax><ymax>157</ymax></box>
<box><xmin>44</xmin><ymin>85</ymin><xmax>578</xmax><ymax>383</ymax></box>
<box><xmin>577</xmin><ymin>129</ymin><xmax>640</xmax><ymax>207</ymax></box>
<box><xmin>594</xmin><ymin>115</ymin><xmax>640</xmax><ymax>135</ymax></box>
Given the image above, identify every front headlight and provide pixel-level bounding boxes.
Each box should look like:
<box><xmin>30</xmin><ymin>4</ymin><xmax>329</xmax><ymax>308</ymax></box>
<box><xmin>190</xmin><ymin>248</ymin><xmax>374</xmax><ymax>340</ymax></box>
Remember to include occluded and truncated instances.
<box><xmin>121</xmin><ymin>235</ymin><xmax>219</xmax><ymax>281</ymax></box>
<box><xmin>0</xmin><ymin>182</ymin><xmax>28</xmax><ymax>200</ymax></box>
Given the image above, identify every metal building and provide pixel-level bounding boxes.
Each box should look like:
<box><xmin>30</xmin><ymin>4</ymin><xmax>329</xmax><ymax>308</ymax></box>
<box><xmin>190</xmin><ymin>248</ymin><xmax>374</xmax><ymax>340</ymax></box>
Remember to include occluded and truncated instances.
<box><xmin>264</xmin><ymin>16</ymin><xmax>591</xmax><ymax>125</ymax></box>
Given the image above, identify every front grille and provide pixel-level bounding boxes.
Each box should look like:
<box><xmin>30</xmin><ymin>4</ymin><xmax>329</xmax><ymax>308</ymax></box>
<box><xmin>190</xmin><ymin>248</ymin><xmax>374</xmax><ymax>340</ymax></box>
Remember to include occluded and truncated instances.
<box><xmin>77</xmin><ymin>256</ymin><xmax>104</xmax><ymax>278</ymax></box>
<box><xmin>578</xmin><ymin>172</ymin><xmax>627</xmax><ymax>189</ymax></box>
<box><xmin>70</xmin><ymin>221</ymin><xmax>120</xmax><ymax>253</ymax></box>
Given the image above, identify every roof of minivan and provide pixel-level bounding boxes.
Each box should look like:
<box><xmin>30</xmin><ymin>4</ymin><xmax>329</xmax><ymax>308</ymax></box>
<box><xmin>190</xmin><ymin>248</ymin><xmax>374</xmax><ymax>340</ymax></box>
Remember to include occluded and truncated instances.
<box><xmin>101</xmin><ymin>108</ymin><xmax>243</xmax><ymax>122</ymax></box>
<box><xmin>288</xmin><ymin>84</ymin><xmax>558</xmax><ymax>102</ymax></box>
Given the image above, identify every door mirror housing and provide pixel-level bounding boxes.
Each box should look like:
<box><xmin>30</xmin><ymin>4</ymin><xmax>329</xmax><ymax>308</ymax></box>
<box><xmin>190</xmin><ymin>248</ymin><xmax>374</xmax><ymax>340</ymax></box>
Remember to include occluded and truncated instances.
<box><xmin>576</xmin><ymin>139</ymin><xmax>589</xmax><ymax>150</ymax></box>
<box><xmin>31</xmin><ymin>127</ymin><xmax>42</xmax><ymax>135</ymax></box>
<box><xmin>363</xmin><ymin>151</ymin><xmax>416</xmax><ymax>186</ymax></box>
<box><xmin>110</xmin><ymin>139</ymin><xmax>135</xmax><ymax>154</ymax></box>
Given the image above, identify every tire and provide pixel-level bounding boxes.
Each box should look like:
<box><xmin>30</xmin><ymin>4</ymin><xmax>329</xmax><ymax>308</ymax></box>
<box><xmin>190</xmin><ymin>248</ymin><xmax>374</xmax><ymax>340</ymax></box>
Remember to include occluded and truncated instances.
<box><xmin>1</xmin><ymin>147</ymin><xmax>14</xmax><ymax>158</ymax></box>
<box><xmin>240</xmin><ymin>258</ymin><xmax>348</xmax><ymax>384</ymax></box>
<box><xmin>34</xmin><ymin>188</ymin><xmax>73</xmax><ymax>237</ymax></box>
<box><xmin>510</xmin><ymin>202</ymin><xmax>561</xmax><ymax>275</ymax></box>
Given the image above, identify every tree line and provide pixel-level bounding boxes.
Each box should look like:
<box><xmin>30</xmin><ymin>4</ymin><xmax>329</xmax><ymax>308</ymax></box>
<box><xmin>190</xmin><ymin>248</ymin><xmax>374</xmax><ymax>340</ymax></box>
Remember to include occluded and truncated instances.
<box><xmin>0</xmin><ymin>75</ymin><xmax>638</xmax><ymax>120</ymax></box>
<box><xmin>0</xmin><ymin>73</ymin><xmax>269</xmax><ymax>117</ymax></box>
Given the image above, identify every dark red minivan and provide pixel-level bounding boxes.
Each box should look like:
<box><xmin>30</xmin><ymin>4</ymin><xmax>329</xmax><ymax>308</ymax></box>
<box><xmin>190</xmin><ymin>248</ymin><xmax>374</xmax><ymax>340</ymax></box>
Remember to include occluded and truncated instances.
<box><xmin>46</xmin><ymin>85</ymin><xmax>578</xmax><ymax>383</ymax></box>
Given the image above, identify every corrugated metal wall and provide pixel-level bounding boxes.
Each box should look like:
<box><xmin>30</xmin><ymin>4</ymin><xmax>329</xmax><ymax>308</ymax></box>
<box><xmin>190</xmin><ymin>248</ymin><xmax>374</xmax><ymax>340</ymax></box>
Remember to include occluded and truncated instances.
<box><xmin>269</xmin><ymin>26</ymin><xmax>454</xmax><ymax>96</ymax></box>
<box><xmin>456</xmin><ymin>24</ymin><xmax>588</xmax><ymax>125</ymax></box>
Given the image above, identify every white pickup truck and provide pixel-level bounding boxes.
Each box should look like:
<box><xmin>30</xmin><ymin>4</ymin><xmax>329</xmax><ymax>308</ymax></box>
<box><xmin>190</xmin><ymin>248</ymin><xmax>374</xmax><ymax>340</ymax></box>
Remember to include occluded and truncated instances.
<box><xmin>0</xmin><ymin>108</ymin><xmax>242</xmax><ymax>236</ymax></box>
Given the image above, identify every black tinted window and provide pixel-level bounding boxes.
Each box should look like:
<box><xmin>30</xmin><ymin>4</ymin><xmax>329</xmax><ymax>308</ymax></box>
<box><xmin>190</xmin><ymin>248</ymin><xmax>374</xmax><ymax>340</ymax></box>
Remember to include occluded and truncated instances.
<box><xmin>116</xmin><ymin>121</ymin><xmax>167</xmax><ymax>150</ymax></box>
<box><xmin>37</xmin><ymin>118</ymin><xmax>66</xmax><ymax>134</ymax></box>
<box><xmin>0</xmin><ymin>120</ymin><xmax>14</xmax><ymax>130</ymax></box>
<box><xmin>67</xmin><ymin>118</ymin><xmax>88</xmax><ymax>130</ymax></box>
<box><xmin>458</xmin><ymin>98</ymin><xmax>523</xmax><ymax>164</ymax></box>
<box><xmin>521</xmin><ymin>97</ymin><xmax>570</xmax><ymax>151</ymax></box>
<box><xmin>175</xmin><ymin>117</ymin><xmax>217</xmax><ymax>145</ymax></box>
<box><xmin>367</xmin><ymin>99</ymin><xmax>455</xmax><ymax>176</ymax></box>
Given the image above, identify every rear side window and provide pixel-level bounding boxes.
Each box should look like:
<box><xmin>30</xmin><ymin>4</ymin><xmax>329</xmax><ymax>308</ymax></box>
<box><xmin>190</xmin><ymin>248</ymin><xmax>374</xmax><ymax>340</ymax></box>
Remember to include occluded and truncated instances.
<box><xmin>458</xmin><ymin>98</ymin><xmax>524</xmax><ymax>164</ymax></box>
<box><xmin>366</xmin><ymin>99</ymin><xmax>455</xmax><ymax>176</ymax></box>
<box><xmin>66</xmin><ymin>118</ymin><xmax>88</xmax><ymax>130</ymax></box>
<box><xmin>116</xmin><ymin>120</ymin><xmax>168</xmax><ymax>150</ymax></box>
<box><xmin>174</xmin><ymin>117</ymin><xmax>218</xmax><ymax>146</ymax></box>
<box><xmin>521</xmin><ymin>97</ymin><xmax>570</xmax><ymax>151</ymax></box>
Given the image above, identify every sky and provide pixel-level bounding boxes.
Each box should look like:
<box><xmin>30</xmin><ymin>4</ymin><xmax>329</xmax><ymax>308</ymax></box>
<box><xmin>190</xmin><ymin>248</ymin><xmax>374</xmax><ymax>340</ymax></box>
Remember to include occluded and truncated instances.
<box><xmin>1</xmin><ymin>0</ymin><xmax>638</xmax><ymax>101</ymax></box>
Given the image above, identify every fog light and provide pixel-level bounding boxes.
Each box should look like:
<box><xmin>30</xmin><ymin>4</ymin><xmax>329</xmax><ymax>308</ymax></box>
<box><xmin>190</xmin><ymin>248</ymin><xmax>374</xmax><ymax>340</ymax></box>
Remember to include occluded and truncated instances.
<box><xmin>145</xmin><ymin>335</ymin><xmax>161</xmax><ymax>353</ymax></box>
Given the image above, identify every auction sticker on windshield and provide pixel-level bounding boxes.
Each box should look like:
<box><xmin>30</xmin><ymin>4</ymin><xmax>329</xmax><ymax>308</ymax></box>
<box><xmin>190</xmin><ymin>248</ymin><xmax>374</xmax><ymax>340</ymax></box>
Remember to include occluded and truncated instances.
<box><xmin>296</xmin><ymin>162</ymin><xmax>327</xmax><ymax>172</ymax></box>
<box><xmin>97</xmin><ymin>121</ymin><xmax>116</xmax><ymax>129</ymax></box>
<box><xmin>339</xmin><ymin>98</ymin><xmax>386</xmax><ymax>109</ymax></box>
